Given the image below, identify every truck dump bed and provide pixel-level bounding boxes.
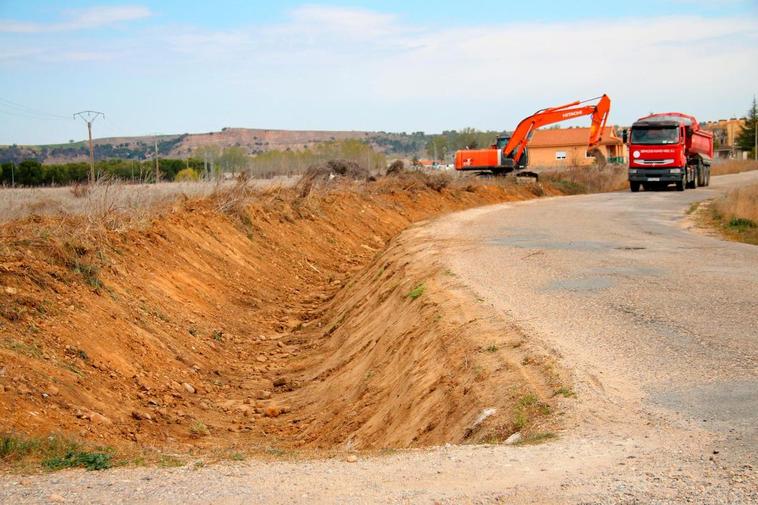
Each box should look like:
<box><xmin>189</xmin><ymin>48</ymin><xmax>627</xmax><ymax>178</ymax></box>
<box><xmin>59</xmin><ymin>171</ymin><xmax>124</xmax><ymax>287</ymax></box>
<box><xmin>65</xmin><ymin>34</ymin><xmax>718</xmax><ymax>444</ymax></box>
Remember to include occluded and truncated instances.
<box><xmin>635</xmin><ymin>112</ymin><xmax>713</xmax><ymax>160</ymax></box>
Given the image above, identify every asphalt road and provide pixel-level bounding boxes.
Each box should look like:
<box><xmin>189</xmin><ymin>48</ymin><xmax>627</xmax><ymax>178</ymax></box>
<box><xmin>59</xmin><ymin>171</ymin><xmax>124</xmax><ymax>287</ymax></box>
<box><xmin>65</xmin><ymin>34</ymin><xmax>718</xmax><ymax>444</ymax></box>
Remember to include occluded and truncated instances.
<box><xmin>443</xmin><ymin>170</ymin><xmax>758</xmax><ymax>454</ymax></box>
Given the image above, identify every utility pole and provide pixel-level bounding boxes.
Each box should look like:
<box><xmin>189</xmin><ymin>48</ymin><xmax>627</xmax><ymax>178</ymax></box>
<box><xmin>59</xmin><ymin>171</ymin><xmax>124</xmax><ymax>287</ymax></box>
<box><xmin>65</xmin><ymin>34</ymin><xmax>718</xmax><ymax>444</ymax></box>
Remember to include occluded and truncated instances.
<box><xmin>73</xmin><ymin>111</ymin><xmax>104</xmax><ymax>184</ymax></box>
<box><xmin>153</xmin><ymin>136</ymin><xmax>160</xmax><ymax>183</ymax></box>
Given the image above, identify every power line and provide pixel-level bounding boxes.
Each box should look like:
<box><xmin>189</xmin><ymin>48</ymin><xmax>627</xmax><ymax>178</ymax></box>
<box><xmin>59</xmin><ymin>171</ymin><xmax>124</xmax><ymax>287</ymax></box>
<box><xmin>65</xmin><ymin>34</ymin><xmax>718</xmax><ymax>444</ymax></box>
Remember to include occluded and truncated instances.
<box><xmin>0</xmin><ymin>104</ymin><xmax>71</xmax><ymax>122</ymax></box>
<box><xmin>0</xmin><ymin>98</ymin><xmax>71</xmax><ymax>120</ymax></box>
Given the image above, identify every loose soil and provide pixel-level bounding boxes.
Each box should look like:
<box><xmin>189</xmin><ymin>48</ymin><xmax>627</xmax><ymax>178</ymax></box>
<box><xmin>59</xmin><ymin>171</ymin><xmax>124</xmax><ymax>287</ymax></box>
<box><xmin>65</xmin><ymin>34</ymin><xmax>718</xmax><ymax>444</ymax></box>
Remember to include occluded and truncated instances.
<box><xmin>0</xmin><ymin>176</ymin><xmax>565</xmax><ymax>467</ymax></box>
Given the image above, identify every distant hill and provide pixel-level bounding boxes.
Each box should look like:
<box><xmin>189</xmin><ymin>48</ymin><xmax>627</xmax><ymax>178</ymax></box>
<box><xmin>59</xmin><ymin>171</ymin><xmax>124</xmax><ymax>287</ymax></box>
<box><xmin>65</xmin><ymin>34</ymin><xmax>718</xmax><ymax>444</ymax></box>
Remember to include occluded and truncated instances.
<box><xmin>0</xmin><ymin>128</ymin><xmax>432</xmax><ymax>164</ymax></box>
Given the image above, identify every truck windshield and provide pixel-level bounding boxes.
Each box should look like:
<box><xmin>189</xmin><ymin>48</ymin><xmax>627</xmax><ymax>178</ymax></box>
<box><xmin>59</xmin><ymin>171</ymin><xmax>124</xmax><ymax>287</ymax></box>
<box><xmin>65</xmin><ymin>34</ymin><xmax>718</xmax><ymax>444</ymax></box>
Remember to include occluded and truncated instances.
<box><xmin>631</xmin><ymin>127</ymin><xmax>679</xmax><ymax>145</ymax></box>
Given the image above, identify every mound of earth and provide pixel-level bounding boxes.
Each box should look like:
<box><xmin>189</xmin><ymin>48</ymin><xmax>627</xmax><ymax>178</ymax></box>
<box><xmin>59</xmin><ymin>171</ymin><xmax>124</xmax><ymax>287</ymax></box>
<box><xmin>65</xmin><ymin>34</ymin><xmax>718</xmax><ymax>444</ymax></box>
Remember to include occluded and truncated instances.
<box><xmin>0</xmin><ymin>177</ymin><xmax>564</xmax><ymax>463</ymax></box>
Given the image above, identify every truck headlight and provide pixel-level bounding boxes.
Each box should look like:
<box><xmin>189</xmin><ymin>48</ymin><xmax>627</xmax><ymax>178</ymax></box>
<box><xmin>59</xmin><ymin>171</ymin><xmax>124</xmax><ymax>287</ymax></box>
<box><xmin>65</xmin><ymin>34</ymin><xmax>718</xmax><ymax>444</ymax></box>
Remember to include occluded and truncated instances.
<box><xmin>629</xmin><ymin>169</ymin><xmax>637</xmax><ymax>174</ymax></box>
<box><xmin>669</xmin><ymin>168</ymin><xmax>682</xmax><ymax>174</ymax></box>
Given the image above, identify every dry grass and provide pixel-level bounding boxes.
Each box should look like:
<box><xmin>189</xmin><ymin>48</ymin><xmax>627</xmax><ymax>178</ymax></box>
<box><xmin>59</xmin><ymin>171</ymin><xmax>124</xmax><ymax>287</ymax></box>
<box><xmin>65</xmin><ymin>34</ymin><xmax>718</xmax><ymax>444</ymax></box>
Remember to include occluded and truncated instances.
<box><xmin>711</xmin><ymin>160</ymin><xmax>758</xmax><ymax>176</ymax></box>
<box><xmin>0</xmin><ymin>176</ymin><xmax>297</xmax><ymax>223</ymax></box>
<box><xmin>540</xmin><ymin>163</ymin><xmax>628</xmax><ymax>194</ymax></box>
<box><xmin>710</xmin><ymin>183</ymin><xmax>758</xmax><ymax>245</ymax></box>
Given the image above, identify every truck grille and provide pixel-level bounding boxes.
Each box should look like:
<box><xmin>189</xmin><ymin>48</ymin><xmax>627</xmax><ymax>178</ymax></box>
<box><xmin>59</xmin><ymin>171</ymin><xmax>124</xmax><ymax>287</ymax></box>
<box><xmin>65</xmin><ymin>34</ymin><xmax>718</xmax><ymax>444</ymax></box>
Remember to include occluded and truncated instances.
<box><xmin>635</xmin><ymin>159</ymin><xmax>674</xmax><ymax>166</ymax></box>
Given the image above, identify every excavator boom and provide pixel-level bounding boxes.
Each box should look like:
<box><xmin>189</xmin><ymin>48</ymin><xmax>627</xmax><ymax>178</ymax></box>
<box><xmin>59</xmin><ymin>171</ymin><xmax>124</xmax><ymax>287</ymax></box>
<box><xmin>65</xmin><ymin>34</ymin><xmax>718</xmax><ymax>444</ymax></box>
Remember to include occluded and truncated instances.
<box><xmin>454</xmin><ymin>94</ymin><xmax>611</xmax><ymax>173</ymax></box>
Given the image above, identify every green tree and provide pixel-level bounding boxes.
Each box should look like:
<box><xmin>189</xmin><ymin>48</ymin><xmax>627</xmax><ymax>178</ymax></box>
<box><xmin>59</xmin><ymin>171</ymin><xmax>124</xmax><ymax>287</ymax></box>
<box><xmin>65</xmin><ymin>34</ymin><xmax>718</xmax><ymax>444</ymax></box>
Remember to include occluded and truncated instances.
<box><xmin>736</xmin><ymin>96</ymin><xmax>757</xmax><ymax>158</ymax></box>
<box><xmin>194</xmin><ymin>145</ymin><xmax>221</xmax><ymax>178</ymax></box>
<box><xmin>0</xmin><ymin>162</ymin><xmax>11</xmax><ymax>185</ymax></box>
<box><xmin>157</xmin><ymin>159</ymin><xmax>184</xmax><ymax>181</ymax></box>
<box><xmin>425</xmin><ymin>136</ymin><xmax>448</xmax><ymax>162</ymax></box>
<box><xmin>219</xmin><ymin>146</ymin><xmax>249</xmax><ymax>176</ymax></box>
<box><xmin>16</xmin><ymin>160</ymin><xmax>43</xmax><ymax>186</ymax></box>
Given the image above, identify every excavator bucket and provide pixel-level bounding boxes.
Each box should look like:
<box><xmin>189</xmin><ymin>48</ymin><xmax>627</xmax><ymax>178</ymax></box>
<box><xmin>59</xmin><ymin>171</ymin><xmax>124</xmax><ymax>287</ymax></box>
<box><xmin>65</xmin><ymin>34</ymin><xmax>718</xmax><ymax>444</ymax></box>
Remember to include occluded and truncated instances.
<box><xmin>587</xmin><ymin>148</ymin><xmax>607</xmax><ymax>167</ymax></box>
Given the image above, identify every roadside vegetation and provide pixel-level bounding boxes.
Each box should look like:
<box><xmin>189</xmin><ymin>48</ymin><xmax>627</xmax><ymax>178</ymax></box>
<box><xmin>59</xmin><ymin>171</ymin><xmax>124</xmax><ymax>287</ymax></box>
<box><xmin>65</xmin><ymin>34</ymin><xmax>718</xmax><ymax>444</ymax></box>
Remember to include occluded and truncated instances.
<box><xmin>1</xmin><ymin>433</ymin><xmax>113</xmax><ymax>472</ymax></box>
<box><xmin>0</xmin><ymin>158</ymin><xmax>208</xmax><ymax>187</ymax></box>
<box><xmin>710</xmin><ymin>159</ymin><xmax>758</xmax><ymax>176</ymax></box>
<box><xmin>708</xmin><ymin>182</ymin><xmax>758</xmax><ymax>245</ymax></box>
<box><xmin>541</xmin><ymin>163</ymin><xmax>628</xmax><ymax>193</ymax></box>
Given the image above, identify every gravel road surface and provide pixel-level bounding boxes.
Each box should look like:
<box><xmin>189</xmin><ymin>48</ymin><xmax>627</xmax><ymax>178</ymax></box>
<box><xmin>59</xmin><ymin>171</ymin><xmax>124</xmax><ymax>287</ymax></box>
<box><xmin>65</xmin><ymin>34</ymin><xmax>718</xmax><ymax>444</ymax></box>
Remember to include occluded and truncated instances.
<box><xmin>2</xmin><ymin>172</ymin><xmax>756</xmax><ymax>504</ymax></box>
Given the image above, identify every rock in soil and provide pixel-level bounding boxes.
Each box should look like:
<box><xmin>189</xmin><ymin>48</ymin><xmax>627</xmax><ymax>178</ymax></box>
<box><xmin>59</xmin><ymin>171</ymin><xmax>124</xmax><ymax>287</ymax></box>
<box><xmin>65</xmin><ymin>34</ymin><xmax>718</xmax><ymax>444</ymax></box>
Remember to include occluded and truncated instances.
<box><xmin>505</xmin><ymin>432</ymin><xmax>522</xmax><ymax>445</ymax></box>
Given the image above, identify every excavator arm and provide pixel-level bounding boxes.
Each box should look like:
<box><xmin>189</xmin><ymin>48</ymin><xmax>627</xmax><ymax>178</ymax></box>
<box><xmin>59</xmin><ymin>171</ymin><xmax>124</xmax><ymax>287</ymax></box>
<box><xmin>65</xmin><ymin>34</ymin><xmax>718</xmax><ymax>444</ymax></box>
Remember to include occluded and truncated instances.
<box><xmin>504</xmin><ymin>94</ymin><xmax>611</xmax><ymax>165</ymax></box>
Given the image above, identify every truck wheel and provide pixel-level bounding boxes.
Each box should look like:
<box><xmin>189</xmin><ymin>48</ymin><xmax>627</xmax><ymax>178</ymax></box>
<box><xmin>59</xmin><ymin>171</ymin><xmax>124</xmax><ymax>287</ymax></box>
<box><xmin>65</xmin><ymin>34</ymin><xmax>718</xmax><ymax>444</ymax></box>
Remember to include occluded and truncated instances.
<box><xmin>696</xmin><ymin>162</ymin><xmax>705</xmax><ymax>187</ymax></box>
<box><xmin>630</xmin><ymin>181</ymin><xmax>640</xmax><ymax>192</ymax></box>
<box><xmin>704</xmin><ymin>165</ymin><xmax>711</xmax><ymax>186</ymax></box>
<box><xmin>676</xmin><ymin>178</ymin><xmax>685</xmax><ymax>191</ymax></box>
<box><xmin>686</xmin><ymin>167</ymin><xmax>697</xmax><ymax>189</ymax></box>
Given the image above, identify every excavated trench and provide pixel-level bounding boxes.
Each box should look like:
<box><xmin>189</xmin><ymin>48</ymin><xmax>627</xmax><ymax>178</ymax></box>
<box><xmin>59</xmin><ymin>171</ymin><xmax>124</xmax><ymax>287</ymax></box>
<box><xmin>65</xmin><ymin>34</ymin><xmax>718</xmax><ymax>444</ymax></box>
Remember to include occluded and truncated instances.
<box><xmin>0</xmin><ymin>177</ymin><xmax>565</xmax><ymax>460</ymax></box>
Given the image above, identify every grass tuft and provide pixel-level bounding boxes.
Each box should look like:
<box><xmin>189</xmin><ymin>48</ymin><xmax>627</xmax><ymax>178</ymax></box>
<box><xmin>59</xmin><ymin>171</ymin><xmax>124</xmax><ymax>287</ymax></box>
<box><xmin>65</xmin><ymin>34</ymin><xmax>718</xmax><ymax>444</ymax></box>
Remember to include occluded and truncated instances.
<box><xmin>70</xmin><ymin>261</ymin><xmax>102</xmax><ymax>289</ymax></box>
<box><xmin>515</xmin><ymin>432</ymin><xmax>557</xmax><ymax>446</ymax></box>
<box><xmin>189</xmin><ymin>420</ymin><xmax>210</xmax><ymax>437</ymax></box>
<box><xmin>43</xmin><ymin>450</ymin><xmax>112</xmax><ymax>471</ymax></box>
<box><xmin>554</xmin><ymin>386</ymin><xmax>576</xmax><ymax>398</ymax></box>
<box><xmin>728</xmin><ymin>217</ymin><xmax>756</xmax><ymax>231</ymax></box>
<box><xmin>407</xmin><ymin>283</ymin><xmax>426</xmax><ymax>300</ymax></box>
<box><xmin>512</xmin><ymin>393</ymin><xmax>551</xmax><ymax>431</ymax></box>
<box><xmin>158</xmin><ymin>454</ymin><xmax>185</xmax><ymax>468</ymax></box>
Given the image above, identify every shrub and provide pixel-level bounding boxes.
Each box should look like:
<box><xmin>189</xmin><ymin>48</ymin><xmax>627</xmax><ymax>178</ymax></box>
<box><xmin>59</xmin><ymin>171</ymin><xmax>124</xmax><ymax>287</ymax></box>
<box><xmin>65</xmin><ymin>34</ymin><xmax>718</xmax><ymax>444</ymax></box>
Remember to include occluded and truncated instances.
<box><xmin>386</xmin><ymin>160</ymin><xmax>405</xmax><ymax>175</ymax></box>
<box><xmin>175</xmin><ymin>168</ymin><xmax>200</xmax><ymax>182</ymax></box>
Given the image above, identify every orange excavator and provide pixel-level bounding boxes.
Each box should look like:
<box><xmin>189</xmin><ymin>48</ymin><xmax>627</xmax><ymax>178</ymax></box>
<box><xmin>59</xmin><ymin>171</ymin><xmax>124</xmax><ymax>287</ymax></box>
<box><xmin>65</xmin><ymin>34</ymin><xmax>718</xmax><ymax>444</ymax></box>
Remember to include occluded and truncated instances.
<box><xmin>454</xmin><ymin>94</ymin><xmax>611</xmax><ymax>176</ymax></box>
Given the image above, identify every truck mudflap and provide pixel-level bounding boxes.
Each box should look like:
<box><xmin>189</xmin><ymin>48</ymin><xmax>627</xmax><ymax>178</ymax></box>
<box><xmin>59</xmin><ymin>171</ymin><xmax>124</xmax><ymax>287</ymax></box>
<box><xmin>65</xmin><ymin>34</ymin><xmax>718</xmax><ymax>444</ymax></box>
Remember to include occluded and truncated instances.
<box><xmin>628</xmin><ymin>168</ymin><xmax>684</xmax><ymax>183</ymax></box>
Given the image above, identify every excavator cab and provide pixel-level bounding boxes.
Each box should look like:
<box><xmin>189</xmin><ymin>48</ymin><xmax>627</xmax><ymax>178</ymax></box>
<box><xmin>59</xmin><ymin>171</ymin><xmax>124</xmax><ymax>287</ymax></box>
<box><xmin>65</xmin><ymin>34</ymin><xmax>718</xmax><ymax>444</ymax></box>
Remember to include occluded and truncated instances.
<box><xmin>495</xmin><ymin>134</ymin><xmax>528</xmax><ymax>171</ymax></box>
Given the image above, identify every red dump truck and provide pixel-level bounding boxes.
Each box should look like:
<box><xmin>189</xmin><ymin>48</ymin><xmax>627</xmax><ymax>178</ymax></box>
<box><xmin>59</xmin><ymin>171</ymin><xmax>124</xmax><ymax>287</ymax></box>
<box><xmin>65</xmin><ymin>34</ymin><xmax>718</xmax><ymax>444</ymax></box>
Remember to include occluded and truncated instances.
<box><xmin>624</xmin><ymin>112</ymin><xmax>713</xmax><ymax>192</ymax></box>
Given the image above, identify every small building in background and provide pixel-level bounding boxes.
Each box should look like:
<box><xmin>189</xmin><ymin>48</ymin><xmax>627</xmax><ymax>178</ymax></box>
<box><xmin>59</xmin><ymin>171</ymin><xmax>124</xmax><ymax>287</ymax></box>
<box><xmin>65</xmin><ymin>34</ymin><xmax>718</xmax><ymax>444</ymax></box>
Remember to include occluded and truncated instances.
<box><xmin>701</xmin><ymin>118</ymin><xmax>748</xmax><ymax>159</ymax></box>
<box><xmin>527</xmin><ymin>127</ymin><xmax>626</xmax><ymax>167</ymax></box>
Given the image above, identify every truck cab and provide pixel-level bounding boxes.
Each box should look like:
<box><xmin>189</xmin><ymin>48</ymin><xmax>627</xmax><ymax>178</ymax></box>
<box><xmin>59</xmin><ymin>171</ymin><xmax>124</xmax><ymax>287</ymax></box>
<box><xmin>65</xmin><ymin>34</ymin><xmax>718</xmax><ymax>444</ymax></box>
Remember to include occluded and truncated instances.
<box><xmin>625</xmin><ymin>113</ymin><xmax>712</xmax><ymax>192</ymax></box>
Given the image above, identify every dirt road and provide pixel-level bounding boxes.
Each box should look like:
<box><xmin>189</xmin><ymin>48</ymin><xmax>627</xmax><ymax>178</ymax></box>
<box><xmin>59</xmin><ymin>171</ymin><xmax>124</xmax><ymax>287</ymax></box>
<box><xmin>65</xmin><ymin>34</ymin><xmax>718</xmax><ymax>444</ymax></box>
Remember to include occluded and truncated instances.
<box><xmin>3</xmin><ymin>172</ymin><xmax>757</xmax><ymax>504</ymax></box>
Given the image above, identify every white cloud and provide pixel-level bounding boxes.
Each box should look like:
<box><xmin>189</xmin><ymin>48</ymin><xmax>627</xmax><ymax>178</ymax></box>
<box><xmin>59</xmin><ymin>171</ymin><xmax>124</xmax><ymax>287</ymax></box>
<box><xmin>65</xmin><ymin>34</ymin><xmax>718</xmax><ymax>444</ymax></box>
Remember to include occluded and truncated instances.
<box><xmin>0</xmin><ymin>5</ymin><xmax>151</xmax><ymax>33</ymax></box>
<box><xmin>155</xmin><ymin>9</ymin><xmax>758</xmax><ymax>99</ymax></box>
<box><xmin>2</xmin><ymin>5</ymin><xmax>756</xmax><ymax>132</ymax></box>
<box><xmin>287</xmin><ymin>5</ymin><xmax>400</xmax><ymax>38</ymax></box>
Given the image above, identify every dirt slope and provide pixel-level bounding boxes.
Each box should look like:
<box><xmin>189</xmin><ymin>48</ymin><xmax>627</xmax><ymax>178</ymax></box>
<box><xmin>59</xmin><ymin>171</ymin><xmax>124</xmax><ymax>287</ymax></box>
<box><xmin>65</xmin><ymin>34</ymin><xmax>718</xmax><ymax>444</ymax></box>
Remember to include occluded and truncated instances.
<box><xmin>0</xmin><ymin>176</ymin><xmax>563</xmax><ymax>462</ymax></box>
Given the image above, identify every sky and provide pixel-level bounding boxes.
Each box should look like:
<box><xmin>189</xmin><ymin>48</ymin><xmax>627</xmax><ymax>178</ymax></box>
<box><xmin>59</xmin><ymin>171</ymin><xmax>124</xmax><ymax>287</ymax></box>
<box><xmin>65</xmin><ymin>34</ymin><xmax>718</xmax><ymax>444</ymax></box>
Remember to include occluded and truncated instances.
<box><xmin>0</xmin><ymin>0</ymin><xmax>757</xmax><ymax>144</ymax></box>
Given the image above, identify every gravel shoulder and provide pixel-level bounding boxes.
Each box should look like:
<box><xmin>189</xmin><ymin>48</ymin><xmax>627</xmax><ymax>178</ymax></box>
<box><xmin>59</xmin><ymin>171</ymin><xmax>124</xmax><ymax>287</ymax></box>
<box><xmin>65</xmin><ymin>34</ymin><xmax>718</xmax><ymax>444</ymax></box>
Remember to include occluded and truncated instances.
<box><xmin>2</xmin><ymin>173</ymin><xmax>757</xmax><ymax>504</ymax></box>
